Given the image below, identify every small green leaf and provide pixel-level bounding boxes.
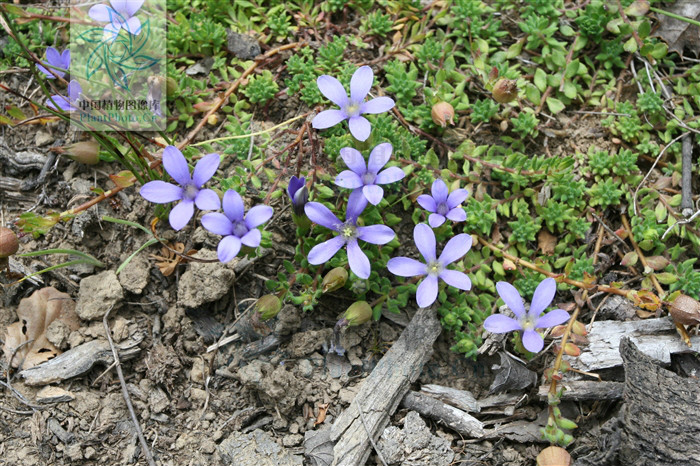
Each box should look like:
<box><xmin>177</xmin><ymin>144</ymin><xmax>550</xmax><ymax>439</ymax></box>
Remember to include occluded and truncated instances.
<box><xmin>534</xmin><ymin>68</ymin><xmax>547</xmax><ymax>93</ymax></box>
<box><xmin>624</xmin><ymin>37</ymin><xmax>638</xmax><ymax>53</ymax></box>
<box><xmin>546</xmin><ymin>97</ymin><xmax>565</xmax><ymax>114</ymax></box>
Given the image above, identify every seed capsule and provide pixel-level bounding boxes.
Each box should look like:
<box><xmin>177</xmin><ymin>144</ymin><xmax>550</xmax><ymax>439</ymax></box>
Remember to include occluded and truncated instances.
<box><xmin>0</xmin><ymin>227</ymin><xmax>19</xmax><ymax>259</ymax></box>
<box><xmin>322</xmin><ymin>267</ymin><xmax>348</xmax><ymax>293</ymax></box>
<box><xmin>431</xmin><ymin>102</ymin><xmax>455</xmax><ymax>127</ymax></box>
<box><xmin>343</xmin><ymin>301</ymin><xmax>372</xmax><ymax>326</ymax></box>
<box><xmin>669</xmin><ymin>294</ymin><xmax>700</xmax><ymax>326</ymax></box>
<box><xmin>492</xmin><ymin>78</ymin><xmax>518</xmax><ymax>104</ymax></box>
<box><xmin>63</xmin><ymin>140</ymin><xmax>100</xmax><ymax>165</ymax></box>
<box><xmin>536</xmin><ymin>446</ymin><xmax>571</xmax><ymax>466</ymax></box>
<box><xmin>254</xmin><ymin>294</ymin><xmax>282</xmax><ymax>320</ymax></box>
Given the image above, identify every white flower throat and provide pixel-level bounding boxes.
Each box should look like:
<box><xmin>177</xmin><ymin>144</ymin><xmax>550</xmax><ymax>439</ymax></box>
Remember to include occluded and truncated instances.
<box><xmin>345</xmin><ymin>103</ymin><xmax>361</xmax><ymax>117</ymax></box>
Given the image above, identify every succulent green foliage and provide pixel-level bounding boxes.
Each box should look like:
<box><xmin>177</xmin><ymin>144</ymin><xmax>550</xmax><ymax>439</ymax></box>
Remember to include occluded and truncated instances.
<box><xmin>243</xmin><ymin>70</ymin><xmax>280</xmax><ymax>104</ymax></box>
<box><xmin>362</xmin><ymin>10</ymin><xmax>394</xmax><ymax>37</ymax></box>
<box><xmin>470</xmin><ymin>98</ymin><xmax>499</xmax><ymax>124</ymax></box>
<box><xmin>384</xmin><ymin>59</ymin><xmax>421</xmax><ymax>107</ymax></box>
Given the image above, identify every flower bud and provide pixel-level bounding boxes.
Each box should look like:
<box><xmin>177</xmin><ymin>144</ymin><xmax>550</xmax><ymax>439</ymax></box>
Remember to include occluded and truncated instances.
<box><xmin>342</xmin><ymin>301</ymin><xmax>372</xmax><ymax>326</ymax></box>
<box><xmin>431</xmin><ymin>102</ymin><xmax>455</xmax><ymax>127</ymax></box>
<box><xmin>322</xmin><ymin>267</ymin><xmax>348</xmax><ymax>293</ymax></box>
<box><xmin>287</xmin><ymin>176</ymin><xmax>308</xmax><ymax>217</ymax></box>
<box><xmin>492</xmin><ymin>78</ymin><xmax>518</xmax><ymax>104</ymax></box>
<box><xmin>254</xmin><ymin>294</ymin><xmax>282</xmax><ymax>321</ymax></box>
<box><xmin>0</xmin><ymin>227</ymin><xmax>19</xmax><ymax>259</ymax></box>
<box><xmin>62</xmin><ymin>140</ymin><xmax>100</xmax><ymax>165</ymax></box>
<box><xmin>669</xmin><ymin>294</ymin><xmax>700</xmax><ymax>326</ymax></box>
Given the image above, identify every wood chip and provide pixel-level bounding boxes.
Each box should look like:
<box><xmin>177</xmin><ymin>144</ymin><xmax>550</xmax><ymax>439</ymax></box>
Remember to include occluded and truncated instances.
<box><xmin>36</xmin><ymin>386</ymin><xmax>75</xmax><ymax>403</ymax></box>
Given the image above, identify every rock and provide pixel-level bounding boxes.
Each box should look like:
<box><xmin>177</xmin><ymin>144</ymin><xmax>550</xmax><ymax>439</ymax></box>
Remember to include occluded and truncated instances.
<box><xmin>76</xmin><ymin>270</ymin><xmax>124</xmax><ymax>321</ymax></box>
<box><xmin>377</xmin><ymin>411</ymin><xmax>455</xmax><ymax>466</ymax></box>
<box><xmin>296</xmin><ymin>359</ymin><xmax>314</xmax><ymax>378</ymax></box>
<box><xmin>275</xmin><ymin>305</ymin><xmax>302</xmax><ymax>336</ymax></box>
<box><xmin>118</xmin><ymin>254</ymin><xmax>150</xmax><ymax>294</ymax></box>
<box><xmin>288</xmin><ymin>329</ymin><xmax>333</xmax><ymax>357</ymax></box>
<box><xmin>177</xmin><ymin>249</ymin><xmax>235</xmax><ymax>308</ymax></box>
<box><xmin>283</xmin><ymin>434</ymin><xmax>303</xmax><ymax>447</ymax></box>
<box><xmin>35</xmin><ymin>130</ymin><xmax>53</xmax><ymax>147</ymax></box>
<box><xmin>219</xmin><ymin>429</ymin><xmax>303</xmax><ymax>466</ymax></box>
<box><xmin>65</xmin><ymin>443</ymin><xmax>83</xmax><ymax>462</ymax></box>
<box><xmin>149</xmin><ymin>387</ymin><xmax>169</xmax><ymax>414</ymax></box>
<box><xmin>46</xmin><ymin>319</ymin><xmax>74</xmax><ymax>350</ymax></box>
<box><xmin>36</xmin><ymin>386</ymin><xmax>75</xmax><ymax>403</ymax></box>
<box><xmin>226</xmin><ymin>30</ymin><xmax>261</xmax><ymax>59</ymax></box>
<box><xmin>237</xmin><ymin>361</ymin><xmax>302</xmax><ymax>415</ymax></box>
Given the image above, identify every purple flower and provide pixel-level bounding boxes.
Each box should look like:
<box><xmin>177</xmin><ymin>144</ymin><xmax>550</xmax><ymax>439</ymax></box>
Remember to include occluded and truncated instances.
<box><xmin>140</xmin><ymin>146</ymin><xmax>221</xmax><ymax>231</ymax></box>
<box><xmin>202</xmin><ymin>190</ymin><xmax>273</xmax><ymax>263</ymax></box>
<box><xmin>305</xmin><ymin>190</ymin><xmax>394</xmax><ymax>279</ymax></box>
<box><xmin>335</xmin><ymin>143</ymin><xmax>405</xmax><ymax>205</ymax></box>
<box><xmin>387</xmin><ymin>223</ymin><xmax>472</xmax><ymax>308</ymax></box>
<box><xmin>483</xmin><ymin>278</ymin><xmax>570</xmax><ymax>353</ymax></box>
<box><xmin>46</xmin><ymin>80</ymin><xmax>82</xmax><ymax>112</ymax></box>
<box><xmin>37</xmin><ymin>47</ymin><xmax>70</xmax><ymax>79</ymax></box>
<box><xmin>417</xmin><ymin>179</ymin><xmax>469</xmax><ymax>228</ymax></box>
<box><xmin>311</xmin><ymin>65</ymin><xmax>395</xmax><ymax>142</ymax></box>
<box><xmin>89</xmin><ymin>0</ymin><xmax>144</xmax><ymax>41</ymax></box>
<box><xmin>287</xmin><ymin>175</ymin><xmax>308</xmax><ymax>216</ymax></box>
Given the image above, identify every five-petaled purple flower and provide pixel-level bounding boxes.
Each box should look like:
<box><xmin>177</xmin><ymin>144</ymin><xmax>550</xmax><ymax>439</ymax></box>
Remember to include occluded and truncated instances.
<box><xmin>201</xmin><ymin>190</ymin><xmax>274</xmax><ymax>263</ymax></box>
<box><xmin>311</xmin><ymin>65</ymin><xmax>395</xmax><ymax>142</ymax></box>
<box><xmin>89</xmin><ymin>0</ymin><xmax>144</xmax><ymax>41</ymax></box>
<box><xmin>305</xmin><ymin>190</ymin><xmax>394</xmax><ymax>279</ymax></box>
<box><xmin>287</xmin><ymin>175</ymin><xmax>308</xmax><ymax>216</ymax></box>
<box><xmin>37</xmin><ymin>47</ymin><xmax>70</xmax><ymax>79</ymax></box>
<box><xmin>483</xmin><ymin>278</ymin><xmax>570</xmax><ymax>353</ymax></box>
<box><xmin>417</xmin><ymin>179</ymin><xmax>469</xmax><ymax>228</ymax></box>
<box><xmin>47</xmin><ymin>80</ymin><xmax>82</xmax><ymax>112</ymax></box>
<box><xmin>140</xmin><ymin>146</ymin><xmax>221</xmax><ymax>231</ymax></box>
<box><xmin>387</xmin><ymin>223</ymin><xmax>472</xmax><ymax>308</ymax></box>
<box><xmin>335</xmin><ymin>143</ymin><xmax>405</xmax><ymax>205</ymax></box>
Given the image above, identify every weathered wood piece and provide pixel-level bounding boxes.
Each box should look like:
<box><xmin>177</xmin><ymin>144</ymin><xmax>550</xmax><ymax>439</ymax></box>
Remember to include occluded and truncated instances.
<box><xmin>420</xmin><ymin>384</ymin><xmax>480</xmax><ymax>413</ymax></box>
<box><xmin>330</xmin><ymin>306</ymin><xmax>441</xmax><ymax>466</ymax></box>
<box><xmin>20</xmin><ymin>334</ymin><xmax>143</xmax><ymax>386</ymax></box>
<box><xmin>619</xmin><ymin>338</ymin><xmax>700</xmax><ymax>466</ymax></box>
<box><xmin>401</xmin><ymin>391</ymin><xmax>484</xmax><ymax>438</ymax></box>
<box><xmin>538</xmin><ymin>381</ymin><xmax>624</xmax><ymax>401</ymax></box>
<box><xmin>564</xmin><ymin>317</ymin><xmax>700</xmax><ymax>371</ymax></box>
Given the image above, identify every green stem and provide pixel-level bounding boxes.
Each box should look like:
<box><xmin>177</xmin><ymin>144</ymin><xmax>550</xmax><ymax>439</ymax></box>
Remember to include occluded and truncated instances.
<box><xmin>650</xmin><ymin>7</ymin><xmax>700</xmax><ymax>28</ymax></box>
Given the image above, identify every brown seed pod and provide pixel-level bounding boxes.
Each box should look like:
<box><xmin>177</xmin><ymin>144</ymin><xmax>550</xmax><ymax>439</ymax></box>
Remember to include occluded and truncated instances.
<box><xmin>536</xmin><ymin>446</ymin><xmax>571</xmax><ymax>466</ymax></box>
<box><xmin>669</xmin><ymin>294</ymin><xmax>700</xmax><ymax>326</ymax></box>
<box><xmin>63</xmin><ymin>140</ymin><xmax>100</xmax><ymax>165</ymax></box>
<box><xmin>431</xmin><ymin>102</ymin><xmax>455</xmax><ymax>127</ymax></box>
<box><xmin>0</xmin><ymin>227</ymin><xmax>19</xmax><ymax>259</ymax></box>
<box><xmin>492</xmin><ymin>78</ymin><xmax>518</xmax><ymax>104</ymax></box>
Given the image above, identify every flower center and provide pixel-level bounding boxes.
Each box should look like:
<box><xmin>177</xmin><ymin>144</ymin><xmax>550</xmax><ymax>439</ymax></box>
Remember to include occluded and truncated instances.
<box><xmin>520</xmin><ymin>316</ymin><xmax>537</xmax><ymax>330</ymax></box>
<box><xmin>345</xmin><ymin>102</ymin><xmax>361</xmax><ymax>117</ymax></box>
<box><xmin>436</xmin><ymin>202</ymin><xmax>449</xmax><ymax>216</ymax></box>
<box><xmin>183</xmin><ymin>183</ymin><xmax>198</xmax><ymax>201</ymax></box>
<box><xmin>362</xmin><ymin>172</ymin><xmax>376</xmax><ymax>185</ymax></box>
<box><xmin>232</xmin><ymin>220</ymin><xmax>248</xmax><ymax>237</ymax></box>
<box><xmin>339</xmin><ymin>222</ymin><xmax>358</xmax><ymax>241</ymax></box>
<box><xmin>426</xmin><ymin>260</ymin><xmax>443</xmax><ymax>276</ymax></box>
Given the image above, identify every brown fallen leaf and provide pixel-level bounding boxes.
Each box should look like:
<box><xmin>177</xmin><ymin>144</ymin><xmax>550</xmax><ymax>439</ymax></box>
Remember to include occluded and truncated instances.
<box><xmin>150</xmin><ymin>242</ymin><xmax>196</xmax><ymax>276</ymax></box>
<box><xmin>537</xmin><ymin>229</ymin><xmax>557</xmax><ymax>256</ymax></box>
<box><xmin>653</xmin><ymin>2</ymin><xmax>700</xmax><ymax>57</ymax></box>
<box><xmin>315</xmin><ymin>402</ymin><xmax>330</xmax><ymax>426</ymax></box>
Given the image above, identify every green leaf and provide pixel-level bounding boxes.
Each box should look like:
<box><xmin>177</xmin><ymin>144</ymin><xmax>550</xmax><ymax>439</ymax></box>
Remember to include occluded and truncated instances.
<box><xmin>534</xmin><ymin>68</ymin><xmax>547</xmax><ymax>93</ymax></box>
<box><xmin>654</xmin><ymin>272</ymin><xmax>677</xmax><ymax>284</ymax></box>
<box><xmin>546</xmin><ymin>97</ymin><xmax>565</xmax><ymax>114</ymax></box>
<box><xmin>624</xmin><ymin>37</ymin><xmax>638</xmax><ymax>53</ymax></box>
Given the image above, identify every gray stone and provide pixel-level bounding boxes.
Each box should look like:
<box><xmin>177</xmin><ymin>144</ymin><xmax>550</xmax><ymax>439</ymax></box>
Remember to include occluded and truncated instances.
<box><xmin>177</xmin><ymin>249</ymin><xmax>235</xmax><ymax>308</ymax></box>
<box><xmin>226</xmin><ymin>30</ymin><xmax>261</xmax><ymax>59</ymax></box>
<box><xmin>377</xmin><ymin>411</ymin><xmax>455</xmax><ymax>466</ymax></box>
<box><xmin>76</xmin><ymin>270</ymin><xmax>124</xmax><ymax>321</ymax></box>
<box><xmin>118</xmin><ymin>253</ymin><xmax>149</xmax><ymax>294</ymax></box>
<box><xmin>218</xmin><ymin>429</ymin><xmax>303</xmax><ymax>466</ymax></box>
<box><xmin>35</xmin><ymin>131</ymin><xmax>53</xmax><ymax>147</ymax></box>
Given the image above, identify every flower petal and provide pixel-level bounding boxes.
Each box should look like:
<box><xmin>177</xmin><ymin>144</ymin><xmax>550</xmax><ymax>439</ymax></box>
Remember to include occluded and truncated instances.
<box><xmin>348</xmin><ymin>116</ymin><xmax>371</xmax><ymax>142</ymax></box>
<box><xmin>361</xmin><ymin>96</ymin><xmax>395</xmax><ymax>114</ymax></box>
<box><xmin>194</xmin><ymin>188</ymin><xmax>221</xmax><ymax>210</ymax></box>
<box><xmin>169</xmin><ymin>200</ymin><xmax>194</xmax><ymax>231</ymax></box>
<box><xmin>288</xmin><ymin>176</ymin><xmax>305</xmax><ymax>199</ymax></box>
<box><xmin>67</xmin><ymin>80</ymin><xmax>82</xmax><ymax>103</ymax></box>
<box><xmin>162</xmin><ymin>146</ymin><xmax>191</xmax><ymax>186</ymax></box>
<box><xmin>60</xmin><ymin>49</ymin><xmax>71</xmax><ymax>68</ymax></box>
<box><xmin>37</xmin><ymin>63</ymin><xmax>56</xmax><ymax>79</ymax></box>
<box><xmin>340</xmin><ymin>147</ymin><xmax>367</xmax><ymax>175</ymax></box>
<box><xmin>346</xmin><ymin>189</ymin><xmax>368</xmax><ymax>221</ymax></box>
<box><xmin>305</xmin><ymin>202</ymin><xmax>341</xmax><ymax>230</ymax></box>
<box><xmin>241</xmin><ymin>228</ymin><xmax>261</xmax><ymax>248</ymax></box>
<box><xmin>217</xmin><ymin>235</ymin><xmax>241</xmax><ymax>263</ymax></box>
<box><xmin>446</xmin><ymin>207</ymin><xmax>466</xmax><ymax>222</ymax></box>
<box><xmin>362</xmin><ymin>184</ymin><xmax>384</xmax><ymax>205</ymax></box>
<box><xmin>124</xmin><ymin>0</ymin><xmax>144</xmax><ymax>17</ymax></box>
<box><xmin>140</xmin><ymin>180</ymin><xmax>182</xmax><ymax>203</ymax></box>
<box><xmin>312</xmin><ymin>109</ymin><xmax>347</xmax><ymax>129</ymax></box>
<box><xmin>483</xmin><ymin>314</ymin><xmax>522</xmax><ymax>333</ymax></box>
<box><xmin>245</xmin><ymin>205</ymin><xmax>273</xmax><ymax>229</ymax></box>
<box><xmin>350</xmin><ymin>65</ymin><xmax>373</xmax><ymax>103</ymax></box>
<box><xmin>416</xmin><ymin>275</ymin><xmax>438</xmax><ymax>308</ymax></box>
<box><xmin>46</xmin><ymin>95</ymin><xmax>71</xmax><ymax>112</ymax></box>
<box><xmin>222</xmin><ymin>189</ymin><xmax>245</xmax><ymax>222</ymax></box>
<box><xmin>439</xmin><ymin>269</ymin><xmax>471</xmax><ymax>290</ymax></box>
<box><xmin>367</xmin><ymin>142</ymin><xmax>392</xmax><ymax>173</ymax></box>
<box><xmin>316</xmin><ymin>75</ymin><xmax>348</xmax><ymax>108</ymax></box>
<box><xmin>335</xmin><ymin>170</ymin><xmax>363</xmax><ymax>189</ymax></box>
<box><xmin>530</xmin><ymin>277</ymin><xmax>557</xmax><ymax>317</ymax></box>
<box><xmin>522</xmin><ymin>329</ymin><xmax>544</xmax><ymax>353</ymax></box>
<box><xmin>387</xmin><ymin>257</ymin><xmax>427</xmax><ymax>277</ymax></box>
<box><xmin>428</xmin><ymin>213</ymin><xmax>446</xmax><ymax>228</ymax></box>
<box><xmin>438</xmin><ymin>233</ymin><xmax>472</xmax><ymax>266</ymax></box>
<box><xmin>123</xmin><ymin>16</ymin><xmax>141</xmax><ymax>35</ymax></box>
<box><xmin>110</xmin><ymin>0</ymin><xmax>129</xmax><ymax>15</ymax></box>
<box><xmin>535</xmin><ymin>309</ymin><xmax>570</xmax><ymax>329</ymax></box>
<box><xmin>46</xmin><ymin>47</ymin><xmax>60</xmax><ymax>66</ymax></box>
<box><xmin>308</xmin><ymin>236</ymin><xmax>345</xmax><ymax>265</ymax></box>
<box><xmin>347</xmin><ymin>240</ymin><xmax>371</xmax><ymax>279</ymax></box>
<box><xmin>375</xmin><ymin>166</ymin><xmax>405</xmax><ymax>185</ymax></box>
<box><xmin>192</xmin><ymin>153</ymin><xmax>220</xmax><ymax>187</ymax></box>
<box><xmin>414</xmin><ymin>223</ymin><xmax>436</xmax><ymax>262</ymax></box>
<box><xmin>88</xmin><ymin>4</ymin><xmax>113</xmax><ymax>21</ymax></box>
<box><xmin>447</xmin><ymin>188</ymin><xmax>469</xmax><ymax>208</ymax></box>
<box><xmin>417</xmin><ymin>194</ymin><xmax>436</xmax><ymax>212</ymax></box>
<box><xmin>431</xmin><ymin>179</ymin><xmax>449</xmax><ymax>203</ymax></box>
<box><xmin>201</xmin><ymin>212</ymin><xmax>233</xmax><ymax>236</ymax></box>
<box><xmin>357</xmin><ymin>224</ymin><xmax>394</xmax><ymax>244</ymax></box>
<box><xmin>496</xmin><ymin>281</ymin><xmax>526</xmax><ymax>318</ymax></box>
